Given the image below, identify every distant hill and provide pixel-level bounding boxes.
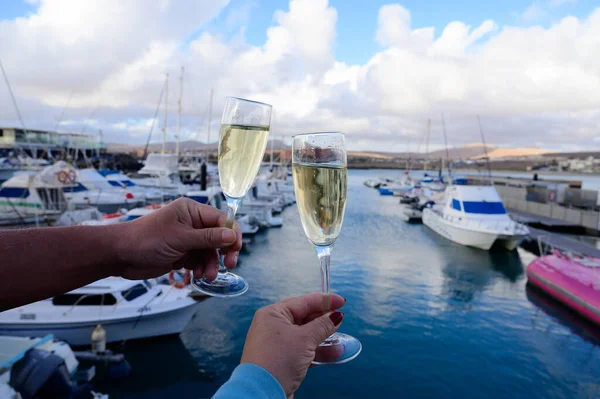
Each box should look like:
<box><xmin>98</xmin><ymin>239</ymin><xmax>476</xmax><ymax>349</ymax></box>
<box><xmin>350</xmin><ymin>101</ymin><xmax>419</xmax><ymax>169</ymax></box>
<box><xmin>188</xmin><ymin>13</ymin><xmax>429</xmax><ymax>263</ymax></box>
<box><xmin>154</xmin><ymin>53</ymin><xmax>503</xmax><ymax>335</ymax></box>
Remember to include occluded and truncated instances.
<box><xmin>349</xmin><ymin>143</ymin><xmax>554</xmax><ymax>160</ymax></box>
<box><xmin>108</xmin><ymin>140</ymin><xmax>557</xmax><ymax>160</ymax></box>
<box><xmin>107</xmin><ymin>139</ymin><xmax>288</xmax><ymax>156</ymax></box>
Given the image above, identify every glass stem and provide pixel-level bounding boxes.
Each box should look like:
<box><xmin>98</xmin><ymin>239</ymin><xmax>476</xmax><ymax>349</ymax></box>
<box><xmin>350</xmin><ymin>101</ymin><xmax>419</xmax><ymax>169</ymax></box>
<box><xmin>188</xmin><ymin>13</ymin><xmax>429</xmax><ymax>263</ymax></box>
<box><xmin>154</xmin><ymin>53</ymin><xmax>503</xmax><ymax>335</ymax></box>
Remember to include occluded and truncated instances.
<box><xmin>218</xmin><ymin>197</ymin><xmax>241</xmax><ymax>274</ymax></box>
<box><xmin>315</xmin><ymin>245</ymin><xmax>332</xmax><ymax>311</ymax></box>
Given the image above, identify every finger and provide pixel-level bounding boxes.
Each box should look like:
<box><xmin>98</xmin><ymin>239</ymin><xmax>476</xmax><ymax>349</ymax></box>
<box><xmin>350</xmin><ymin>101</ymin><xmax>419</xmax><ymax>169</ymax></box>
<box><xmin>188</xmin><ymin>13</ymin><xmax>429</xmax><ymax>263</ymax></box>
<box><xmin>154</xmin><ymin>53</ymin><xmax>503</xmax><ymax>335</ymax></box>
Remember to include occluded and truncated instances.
<box><xmin>222</xmin><ymin>251</ymin><xmax>239</xmax><ymax>269</ymax></box>
<box><xmin>221</xmin><ymin>221</ymin><xmax>243</xmax><ymax>254</ymax></box>
<box><xmin>278</xmin><ymin>293</ymin><xmax>345</xmax><ymax>324</ymax></box>
<box><xmin>202</xmin><ymin>250</ymin><xmax>220</xmax><ymax>281</ymax></box>
<box><xmin>179</xmin><ymin>198</ymin><xmax>229</xmax><ymax>228</ymax></box>
<box><xmin>301</xmin><ymin>311</ymin><xmax>344</xmax><ymax>347</ymax></box>
<box><xmin>180</xmin><ymin>227</ymin><xmax>237</xmax><ymax>251</ymax></box>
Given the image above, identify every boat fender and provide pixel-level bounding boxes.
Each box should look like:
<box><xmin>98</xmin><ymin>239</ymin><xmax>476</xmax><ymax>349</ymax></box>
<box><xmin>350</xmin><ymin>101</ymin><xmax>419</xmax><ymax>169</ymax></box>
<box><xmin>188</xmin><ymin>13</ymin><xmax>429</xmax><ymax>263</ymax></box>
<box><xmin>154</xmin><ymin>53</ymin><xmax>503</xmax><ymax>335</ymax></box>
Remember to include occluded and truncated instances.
<box><xmin>169</xmin><ymin>269</ymin><xmax>191</xmax><ymax>289</ymax></box>
<box><xmin>91</xmin><ymin>324</ymin><xmax>106</xmax><ymax>353</ymax></box>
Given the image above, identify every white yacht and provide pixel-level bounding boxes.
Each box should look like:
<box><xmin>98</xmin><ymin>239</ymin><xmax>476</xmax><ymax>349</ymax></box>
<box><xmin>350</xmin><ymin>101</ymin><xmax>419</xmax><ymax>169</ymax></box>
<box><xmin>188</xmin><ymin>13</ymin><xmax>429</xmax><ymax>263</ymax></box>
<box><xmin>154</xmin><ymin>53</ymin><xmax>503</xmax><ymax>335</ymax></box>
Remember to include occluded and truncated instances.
<box><xmin>0</xmin><ymin>278</ymin><xmax>199</xmax><ymax>346</ymax></box>
<box><xmin>102</xmin><ymin>171</ymin><xmax>163</xmax><ymax>204</ymax></box>
<box><xmin>422</xmin><ymin>181</ymin><xmax>529</xmax><ymax>251</ymax></box>
<box><xmin>64</xmin><ymin>169</ymin><xmax>143</xmax><ymax>214</ymax></box>
<box><xmin>0</xmin><ymin>162</ymin><xmax>72</xmax><ymax>225</ymax></box>
<box><xmin>132</xmin><ymin>153</ymin><xmax>192</xmax><ymax>196</ymax></box>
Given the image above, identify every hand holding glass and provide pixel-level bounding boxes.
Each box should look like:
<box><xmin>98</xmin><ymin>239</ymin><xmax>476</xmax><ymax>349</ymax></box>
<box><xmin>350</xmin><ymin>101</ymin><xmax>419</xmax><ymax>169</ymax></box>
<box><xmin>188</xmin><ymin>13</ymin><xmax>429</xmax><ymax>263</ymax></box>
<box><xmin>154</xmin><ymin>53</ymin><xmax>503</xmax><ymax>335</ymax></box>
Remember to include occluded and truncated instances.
<box><xmin>192</xmin><ymin>97</ymin><xmax>271</xmax><ymax>297</ymax></box>
<box><xmin>292</xmin><ymin>132</ymin><xmax>362</xmax><ymax>364</ymax></box>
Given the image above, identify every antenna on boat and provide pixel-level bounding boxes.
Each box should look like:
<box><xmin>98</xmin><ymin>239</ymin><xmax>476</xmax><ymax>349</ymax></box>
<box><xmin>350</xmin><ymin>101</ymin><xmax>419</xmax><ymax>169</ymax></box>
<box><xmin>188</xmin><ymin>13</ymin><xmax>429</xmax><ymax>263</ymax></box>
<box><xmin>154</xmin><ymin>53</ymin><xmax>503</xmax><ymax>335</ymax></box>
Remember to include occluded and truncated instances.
<box><xmin>424</xmin><ymin>119</ymin><xmax>431</xmax><ymax>173</ymax></box>
<box><xmin>0</xmin><ymin>56</ymin><xmax>35</xmax><ymax>159</ymax></box>
<box><xmin>441</xmin><ymin>113</ymin><xmax>452</xmax><ymax>179</ymax></box>
<box><xmin>176</xmin><ymin>66</ymin><xmax>184</xmax><ymax>159</ymax></box>
<box><xmin>206</xmin><ymin>88</ymin><xmax>214</xmax><ymax>162</ymax></box>
<box><xmin>162</xmin><ymin>73</ymin><xmax>169</xmax><ymax>154</ymax></box>
<box><xmin>143</xmin><ymin>79</ymin><xmax>166</xmax><ymax>159</ymax></box>
<box><xmin>477</xmin><ymin>115</ymin><xmax>492</xmax><ymax>183</ymax></box>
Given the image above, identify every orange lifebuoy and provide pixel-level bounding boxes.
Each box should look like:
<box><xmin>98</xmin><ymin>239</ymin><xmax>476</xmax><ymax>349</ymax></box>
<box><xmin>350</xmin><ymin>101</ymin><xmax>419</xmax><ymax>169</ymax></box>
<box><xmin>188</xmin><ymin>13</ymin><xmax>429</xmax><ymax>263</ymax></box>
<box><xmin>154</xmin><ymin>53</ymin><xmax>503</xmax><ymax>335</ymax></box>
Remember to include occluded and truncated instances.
<box><xmin>57</xmin><ymin>171</ymin><xmax>68</xmax><ymax>184</ymax></box>
<box><xmin>169</xmin><ymin>270</ymin><xmax>191</xmax><ymax>289</ymax></box>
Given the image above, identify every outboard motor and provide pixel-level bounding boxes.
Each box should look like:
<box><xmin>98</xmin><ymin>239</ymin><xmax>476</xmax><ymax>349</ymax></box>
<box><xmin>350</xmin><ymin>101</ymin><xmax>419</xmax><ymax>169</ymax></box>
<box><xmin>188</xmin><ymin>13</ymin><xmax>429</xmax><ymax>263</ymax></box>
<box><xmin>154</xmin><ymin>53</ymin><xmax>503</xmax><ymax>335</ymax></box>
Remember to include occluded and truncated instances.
<box><xmin>10</xmin><ymin>349</ymin><xmax>92</xmax><ymax>399</ymax></box>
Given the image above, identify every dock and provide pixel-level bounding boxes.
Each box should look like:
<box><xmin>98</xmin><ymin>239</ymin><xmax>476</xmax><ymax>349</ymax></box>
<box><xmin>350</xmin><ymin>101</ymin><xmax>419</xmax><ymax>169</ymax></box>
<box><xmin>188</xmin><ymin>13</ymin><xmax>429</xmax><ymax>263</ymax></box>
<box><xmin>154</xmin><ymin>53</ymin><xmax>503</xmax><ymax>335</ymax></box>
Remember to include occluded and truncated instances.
<box><xmin>521</xmin><ymin>226</ymin><xmax>600</xmax><ymax>258</ymax></box>
<box><xmin>508</xmin><ymin>209</ymin><xmax>581</xmax><ymax>230</ymax></box>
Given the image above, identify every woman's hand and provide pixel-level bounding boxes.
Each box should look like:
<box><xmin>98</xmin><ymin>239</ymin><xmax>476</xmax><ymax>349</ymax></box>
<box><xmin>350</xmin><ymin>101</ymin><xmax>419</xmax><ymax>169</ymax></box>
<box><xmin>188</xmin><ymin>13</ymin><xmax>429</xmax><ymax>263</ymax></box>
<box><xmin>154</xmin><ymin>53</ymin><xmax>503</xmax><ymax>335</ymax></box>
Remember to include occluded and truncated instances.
<box><xmin>241</xmin><ymin>293</ymin><xmax>346</xmax><ymax>397</ymax></box>
<box><xmin>118</xmin><ymin>198</ymin><xmax>242</xmax><ymax>280</ymax></box>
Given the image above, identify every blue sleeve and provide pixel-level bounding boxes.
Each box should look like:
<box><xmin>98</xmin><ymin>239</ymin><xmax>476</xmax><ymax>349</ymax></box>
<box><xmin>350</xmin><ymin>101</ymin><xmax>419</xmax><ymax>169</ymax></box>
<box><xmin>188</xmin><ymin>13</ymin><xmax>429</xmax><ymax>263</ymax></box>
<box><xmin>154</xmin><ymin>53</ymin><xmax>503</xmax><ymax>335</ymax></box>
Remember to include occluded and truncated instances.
<box><xmin>212</xmin><ymin>363</ymin><xmax>286</xmax><ymax>399</ymax></box>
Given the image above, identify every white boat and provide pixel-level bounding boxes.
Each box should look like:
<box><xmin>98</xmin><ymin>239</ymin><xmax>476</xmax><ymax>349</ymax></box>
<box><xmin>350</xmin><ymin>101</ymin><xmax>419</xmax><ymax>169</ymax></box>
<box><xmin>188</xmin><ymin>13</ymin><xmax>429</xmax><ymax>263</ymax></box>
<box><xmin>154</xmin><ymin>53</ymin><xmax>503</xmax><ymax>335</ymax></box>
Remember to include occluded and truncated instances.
<box><xmin>0</xmin><ymin>278</ymin><xmax>199</xmax><ymax>346</ymax></box>
<box><xmin>102</xmin><ymin>171</ymin><xmax>163</xmax><ymax>204</ymax></box>
<box><xmin>63</xmin><ymin>168</ymin><xmax>146</xmax><ymax>213</ymax></box>
<box><xmin>0</xmin><ymin>161</ymin><xmax>73</xmax><ymax>225</ymax></box>
<box><xmin>132</xmin><ymin>153</ymin><xmax>193</xmax><ymax>196</ymax></box>
<box><xmin>422</xmin><ymin>182</ymin><xmax>529</xmax><ymax>251</ymax></box>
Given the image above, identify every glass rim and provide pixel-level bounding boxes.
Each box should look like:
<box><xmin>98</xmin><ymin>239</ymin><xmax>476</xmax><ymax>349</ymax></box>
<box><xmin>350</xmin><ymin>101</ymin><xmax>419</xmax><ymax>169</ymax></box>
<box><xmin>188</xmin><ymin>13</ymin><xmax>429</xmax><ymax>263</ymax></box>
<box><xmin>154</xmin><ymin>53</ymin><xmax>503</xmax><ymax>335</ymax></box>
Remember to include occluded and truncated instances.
<box><xmin>292</xmin><ymin>131</ymin><xmax>344</xmax><ymax>138</ymax></box>
<box><xmin>225</xmin><ymin>96</ymin><xmax>272</xmax><ymax>108</ymax></box>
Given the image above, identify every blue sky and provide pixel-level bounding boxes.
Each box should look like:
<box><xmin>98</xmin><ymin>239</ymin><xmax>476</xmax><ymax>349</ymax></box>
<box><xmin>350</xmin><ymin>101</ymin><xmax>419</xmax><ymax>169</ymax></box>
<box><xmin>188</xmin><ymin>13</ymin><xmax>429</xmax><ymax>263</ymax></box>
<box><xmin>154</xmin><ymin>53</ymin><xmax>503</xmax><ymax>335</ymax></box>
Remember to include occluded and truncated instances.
<box><xmin>200</xmin><ymin>0</ymin><xmax>598</xmax><ymax>64</ymax></box>
<box><xmin>2</xmin><ymin>0</ymin><xmax>597</xmax><ymax>66</ymax></box>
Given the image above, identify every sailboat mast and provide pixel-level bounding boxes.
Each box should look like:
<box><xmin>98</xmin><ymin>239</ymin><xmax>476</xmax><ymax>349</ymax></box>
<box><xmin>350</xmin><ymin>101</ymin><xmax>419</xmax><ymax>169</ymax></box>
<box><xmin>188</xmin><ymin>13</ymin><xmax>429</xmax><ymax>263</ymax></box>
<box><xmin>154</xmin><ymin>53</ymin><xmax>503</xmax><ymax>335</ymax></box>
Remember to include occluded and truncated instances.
<box><xmin>206</xmin><ymin>89</ymin><xmax>214</xmax><ymax>161</ymax></box>
<box><xmin>424</xmin><ymin>119</ymin><xmax>431</xmax><ymax>172</ymax></box>
<box><xmin>176</xmin><ymin>66</ymin><xmax>184</xmax><ymax>158</ymax></box>
<box><xmin>162</xmin><ymin>73</ymin><xmax>169</xmax><ymax>154</ymax></box>
<box><xmin>477</xmin><ymin>115</ymin><xmax>492</xmax><ymax>181</ymax></box>
<box><xmin>441</xmin><ymin>113</ymin><xmax>451</xmax><ymax>178</ymax></box>
<box><xmin>0</xmin><ymin>56</ymin><xmax>34</xmax><ymax>158</ymax></box>
<box><xmin>269</xmin><ymin>137</ymin><xmax>274</xmax><ymax>168</ymax></box>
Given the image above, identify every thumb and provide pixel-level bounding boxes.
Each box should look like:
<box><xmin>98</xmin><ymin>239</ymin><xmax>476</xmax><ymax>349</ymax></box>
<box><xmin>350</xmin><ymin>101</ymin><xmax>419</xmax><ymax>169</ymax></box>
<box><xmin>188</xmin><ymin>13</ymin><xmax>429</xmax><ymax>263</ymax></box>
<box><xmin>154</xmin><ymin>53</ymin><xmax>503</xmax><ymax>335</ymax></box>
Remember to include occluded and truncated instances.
<box><xmin>302</xmin><ymin>311</ymin><xmax>344</xmax><ymax>347</ymax></box>
<box><xmin>183</xmin><ymin>227</ymin><xmax>237</xmax><ymax>250</ymax></box>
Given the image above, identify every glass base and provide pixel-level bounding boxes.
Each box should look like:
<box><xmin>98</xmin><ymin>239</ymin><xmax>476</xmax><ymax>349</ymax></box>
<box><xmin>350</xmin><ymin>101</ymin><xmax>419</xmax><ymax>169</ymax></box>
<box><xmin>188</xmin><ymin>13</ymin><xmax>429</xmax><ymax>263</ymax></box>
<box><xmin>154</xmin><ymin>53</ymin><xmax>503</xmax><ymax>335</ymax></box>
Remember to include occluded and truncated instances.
<box><xmin>191</xmin><ymin>271</ymin><xmax>249</xmax><ymax>298</ymax></box>
<box><xmin>312</xmin><ymin>332</ymin><xmax>362</xmax><ymax>365</ymax></box>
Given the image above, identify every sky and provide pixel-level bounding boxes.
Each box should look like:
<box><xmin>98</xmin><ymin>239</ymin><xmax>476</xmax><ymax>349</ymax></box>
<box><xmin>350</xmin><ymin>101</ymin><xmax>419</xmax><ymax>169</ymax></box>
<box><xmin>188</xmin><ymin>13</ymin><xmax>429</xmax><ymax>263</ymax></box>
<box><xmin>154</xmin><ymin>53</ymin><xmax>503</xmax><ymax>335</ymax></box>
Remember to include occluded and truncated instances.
<box><xmin>1</xmin><ymin>0</ymin><xmax>599</xmax><ymax>153</ymax></box>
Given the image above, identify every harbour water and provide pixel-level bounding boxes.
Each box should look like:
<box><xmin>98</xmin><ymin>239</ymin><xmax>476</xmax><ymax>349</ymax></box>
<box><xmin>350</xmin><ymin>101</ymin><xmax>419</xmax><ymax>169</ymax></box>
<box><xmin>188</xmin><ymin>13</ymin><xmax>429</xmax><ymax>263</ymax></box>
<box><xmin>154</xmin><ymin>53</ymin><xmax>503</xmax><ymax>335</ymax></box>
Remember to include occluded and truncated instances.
<box><xmin>98</xmin><ymin>169</ymin><xmax>600</xmax><ymax>398</ymax></box>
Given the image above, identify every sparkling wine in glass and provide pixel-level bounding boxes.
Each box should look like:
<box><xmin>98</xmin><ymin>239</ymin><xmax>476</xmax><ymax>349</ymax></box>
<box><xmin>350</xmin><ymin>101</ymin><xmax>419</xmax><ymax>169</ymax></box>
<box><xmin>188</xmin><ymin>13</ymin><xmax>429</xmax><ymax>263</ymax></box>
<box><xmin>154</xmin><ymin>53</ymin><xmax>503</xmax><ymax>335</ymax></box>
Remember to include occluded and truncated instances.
<box><xmin>192</xmin><ymin>97</ymin><xmax>271</xmax><ymax>297</ymax></box>
<box><xmin>292</xmin><ymin>132</ymin><xmax>362</xmax><ymax>364</ymax></box>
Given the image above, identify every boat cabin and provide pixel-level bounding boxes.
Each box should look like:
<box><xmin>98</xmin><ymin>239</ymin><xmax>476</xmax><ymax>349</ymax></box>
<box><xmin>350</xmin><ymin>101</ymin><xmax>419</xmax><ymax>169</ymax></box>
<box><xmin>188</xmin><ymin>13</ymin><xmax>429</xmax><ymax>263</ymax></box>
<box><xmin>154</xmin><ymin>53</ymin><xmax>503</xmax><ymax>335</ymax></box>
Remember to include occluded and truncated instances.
<box><xmin>443</xmin><ymin>184</ymin><xmax>511</xmax><ymax>221</ymax></box>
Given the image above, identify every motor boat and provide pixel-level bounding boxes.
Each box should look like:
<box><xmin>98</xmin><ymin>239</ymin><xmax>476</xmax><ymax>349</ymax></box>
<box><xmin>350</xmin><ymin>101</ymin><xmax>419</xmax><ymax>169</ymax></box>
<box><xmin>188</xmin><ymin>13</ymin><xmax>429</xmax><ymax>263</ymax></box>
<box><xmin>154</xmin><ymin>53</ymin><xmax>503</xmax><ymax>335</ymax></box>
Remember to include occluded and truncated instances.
<box><xmin>64</xmin><ymin>168</ymin><xmax>144</xmax><ymax>213</ymax></box>
<box><xmin>0</xmin><ymin>278</ymin><xmax>199</xmax><ymax>346</ymax></box>
<box><xmin>422</xmin><ymin>180</ymin><xmax>529</xmax><ymax>250</ymax></box>
<box><xmin>0</xmin><ymin>161</ymin><xmax>73</xmax><ymax>226</ymax></box>
<box><xmin>132</xmin><ymin>153</ymin><xmax>194</xmax><ymax>196</ymax></box>
<box><xmin>527</xmin><ymin>252</ymin><xmax>600</xmax><ymax>326</ymax></box>
<box><xmin>0</xmin><ymin>334</ymin><xmax>108</xmax><ymax>399</ymax></box>
<box><xmin>101</xmin><ymin>170</ymin><xmax>163</xmax><ymax>204</ymax></box>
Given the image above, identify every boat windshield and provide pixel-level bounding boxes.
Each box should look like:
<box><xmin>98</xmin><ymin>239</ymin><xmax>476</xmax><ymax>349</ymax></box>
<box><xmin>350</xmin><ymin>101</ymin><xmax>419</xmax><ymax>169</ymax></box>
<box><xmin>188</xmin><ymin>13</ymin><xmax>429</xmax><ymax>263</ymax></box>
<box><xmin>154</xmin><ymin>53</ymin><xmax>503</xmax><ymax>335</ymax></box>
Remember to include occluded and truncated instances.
<box><xmin>462</xmin><ymin>201</ymin><xmax>506</xmax><ymax>215</ymax></box>
<box><xmin>52</xmin><ymin>293</ymin><xmax>117</xmax><ymax>306</ymax></box>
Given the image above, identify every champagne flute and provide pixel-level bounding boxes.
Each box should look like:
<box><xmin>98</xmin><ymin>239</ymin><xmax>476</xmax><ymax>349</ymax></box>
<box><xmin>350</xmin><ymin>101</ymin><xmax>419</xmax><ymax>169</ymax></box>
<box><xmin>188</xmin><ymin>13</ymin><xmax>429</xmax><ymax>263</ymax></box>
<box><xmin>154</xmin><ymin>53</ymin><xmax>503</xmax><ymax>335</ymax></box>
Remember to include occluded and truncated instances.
<box><xmin>192</xmin><ymin>97</ymin><xmax>272</xmax><ymax>297</ymax></box>
<box><xmin>292</xmin><ymin>132</ymin><xmax>362</xmax><ymax>364</ymax></box>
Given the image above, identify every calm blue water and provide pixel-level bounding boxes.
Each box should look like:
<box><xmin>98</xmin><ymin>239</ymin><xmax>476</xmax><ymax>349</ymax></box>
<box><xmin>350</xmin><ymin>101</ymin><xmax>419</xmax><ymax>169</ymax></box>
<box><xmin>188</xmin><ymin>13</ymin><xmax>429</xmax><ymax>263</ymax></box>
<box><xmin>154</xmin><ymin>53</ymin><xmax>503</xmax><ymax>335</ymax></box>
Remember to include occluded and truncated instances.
<box><xmin>100</xmin><ymin>170</ymin><xmax>600</xmax><ymax>399</ymax></box>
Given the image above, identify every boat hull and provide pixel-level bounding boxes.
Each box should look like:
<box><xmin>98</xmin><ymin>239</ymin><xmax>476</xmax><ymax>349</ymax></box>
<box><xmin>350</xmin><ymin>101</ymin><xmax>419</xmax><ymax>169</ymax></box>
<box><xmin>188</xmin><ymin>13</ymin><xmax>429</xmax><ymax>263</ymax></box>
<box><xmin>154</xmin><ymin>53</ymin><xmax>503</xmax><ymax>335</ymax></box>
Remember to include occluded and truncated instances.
<box><xmin>527</xmin><ymin>259</ymin><xmax>600</xmax><ymax>326</ymax></box>
<box><xmin>423</xmin><ymin>209</ymin><xmax>498</xmax><ymax>250</ymax></box>
<box><xmin>0</xmin><ymin>302</ymin><xmax>199</xmax><ymax>346</ymax></box>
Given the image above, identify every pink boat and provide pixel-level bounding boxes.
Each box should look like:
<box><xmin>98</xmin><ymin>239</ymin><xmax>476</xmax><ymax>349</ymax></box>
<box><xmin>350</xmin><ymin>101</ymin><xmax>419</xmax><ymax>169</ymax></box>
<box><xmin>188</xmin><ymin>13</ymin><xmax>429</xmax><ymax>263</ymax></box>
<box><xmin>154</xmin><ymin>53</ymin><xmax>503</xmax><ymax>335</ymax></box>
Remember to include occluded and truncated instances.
<box><xmin>527</xmin><ymin>251</ymin><xmax>600</xmax><ymax>325</ymax></box>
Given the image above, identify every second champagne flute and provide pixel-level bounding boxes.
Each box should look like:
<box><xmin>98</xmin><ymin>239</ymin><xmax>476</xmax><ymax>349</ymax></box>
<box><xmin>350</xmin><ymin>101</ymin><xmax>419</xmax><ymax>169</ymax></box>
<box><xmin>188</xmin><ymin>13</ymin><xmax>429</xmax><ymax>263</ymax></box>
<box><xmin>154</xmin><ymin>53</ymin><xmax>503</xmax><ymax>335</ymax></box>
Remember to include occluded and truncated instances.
<box><xmin>191</xmin><ymin>97</ymin><xmax>272</xmax><ymax>297</ymax></box>
<box><xmin>292</xmin><ymin>132</ymin><xmax>362</xmax><ymax>364</ymax></box>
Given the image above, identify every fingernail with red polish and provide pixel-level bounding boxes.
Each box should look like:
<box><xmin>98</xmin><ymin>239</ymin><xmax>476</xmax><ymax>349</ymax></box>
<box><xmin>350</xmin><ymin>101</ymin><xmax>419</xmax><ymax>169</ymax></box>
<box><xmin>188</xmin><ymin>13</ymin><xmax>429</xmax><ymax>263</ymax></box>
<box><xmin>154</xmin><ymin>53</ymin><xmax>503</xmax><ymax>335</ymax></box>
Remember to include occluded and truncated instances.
<box><xmin>342</xmin><ymin>296</ymin><xmax>347</xmax><ymax>303</ymax></box>
<box><xmin>329</xmin><ymin>311</ymin><xmax>344</xmax><ymax>326</ymax></box>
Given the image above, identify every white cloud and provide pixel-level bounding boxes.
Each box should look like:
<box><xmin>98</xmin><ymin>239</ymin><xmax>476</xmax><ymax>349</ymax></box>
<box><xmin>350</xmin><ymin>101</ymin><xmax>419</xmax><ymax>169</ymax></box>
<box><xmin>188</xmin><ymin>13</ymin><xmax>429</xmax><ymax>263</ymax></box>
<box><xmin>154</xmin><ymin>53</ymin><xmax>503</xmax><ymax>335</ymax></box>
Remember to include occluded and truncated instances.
<box><xmin>520</xmin><ymin>3</ymin><xmax>546</xmax><ymax>23</ymax></box>
<box><xmin>1</xmin><ymin>0</ymin><xmax>600</xmax><ymax>152</ymax></box>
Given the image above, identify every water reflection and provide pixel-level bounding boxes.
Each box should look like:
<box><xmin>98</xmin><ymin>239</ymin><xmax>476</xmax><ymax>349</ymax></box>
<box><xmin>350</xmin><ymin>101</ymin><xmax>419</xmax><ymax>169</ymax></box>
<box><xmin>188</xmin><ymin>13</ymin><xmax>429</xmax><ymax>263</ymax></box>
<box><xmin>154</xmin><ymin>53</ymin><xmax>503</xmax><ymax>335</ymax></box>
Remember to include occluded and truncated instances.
<box><xmin>526</xmin><ymin>284</ymin><xmax>600</xmax><ymax>346</ymax></box>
